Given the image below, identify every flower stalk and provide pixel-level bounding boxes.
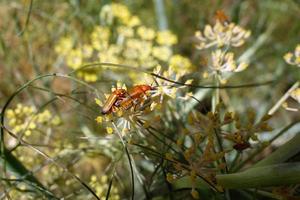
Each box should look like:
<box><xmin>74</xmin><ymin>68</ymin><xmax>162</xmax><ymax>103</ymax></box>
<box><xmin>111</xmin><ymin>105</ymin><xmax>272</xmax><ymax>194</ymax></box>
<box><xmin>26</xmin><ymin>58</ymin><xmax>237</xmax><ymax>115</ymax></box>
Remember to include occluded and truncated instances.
<box><xmin>268</xmin><ymin>81</ymin><xmax>299</xmax><ymax>115</ymax></box>
<box><xmin>216</xmin><ymin>162</ymin><xmax>300</xmax><ymax>189</ymax></box>
<box><xmin>212</xmin><ymin>74</ymin><xmax>220</xmax><ymax>113</ymax></box>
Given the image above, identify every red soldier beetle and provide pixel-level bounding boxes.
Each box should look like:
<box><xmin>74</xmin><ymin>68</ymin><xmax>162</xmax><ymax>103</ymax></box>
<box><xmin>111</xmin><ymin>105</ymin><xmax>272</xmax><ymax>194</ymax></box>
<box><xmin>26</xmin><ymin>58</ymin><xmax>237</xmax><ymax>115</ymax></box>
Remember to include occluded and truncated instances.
<box><xmin>118</xmin><ymin>84</ymin><xmax>155</xmax><ymax>111</ymax></box>
<box><xmin>101</xmin><ymin>88</ymin><xmax>128</xmax><ymax>114</ymax></box>
<box><xmin>101</xmin><ymin>85</ymin><xmax>155</xmax><ymax>115</ymax></box>
<box><xmin>215</xmin><ymin>10</ymin><xmax>230</xmax><ymax>25</ymax></box>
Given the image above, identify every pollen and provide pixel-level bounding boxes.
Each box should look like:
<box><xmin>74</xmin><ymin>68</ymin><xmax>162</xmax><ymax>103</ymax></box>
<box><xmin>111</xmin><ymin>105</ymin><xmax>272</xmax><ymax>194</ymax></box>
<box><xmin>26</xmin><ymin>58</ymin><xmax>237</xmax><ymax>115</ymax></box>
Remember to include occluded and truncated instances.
<box><xmin>95</xmin><ymin>116</ymin><xmax>103</xmax><ymax>123</ymax></box>
<box><xmin>95</xmin><ymin>98</ymin><xmax>103</xmax><ymax>107</ymax></box>
<box><xmin>106</xmin><ymin>127</ymin><xmax>114</xmax><ymax>134</ymax></box>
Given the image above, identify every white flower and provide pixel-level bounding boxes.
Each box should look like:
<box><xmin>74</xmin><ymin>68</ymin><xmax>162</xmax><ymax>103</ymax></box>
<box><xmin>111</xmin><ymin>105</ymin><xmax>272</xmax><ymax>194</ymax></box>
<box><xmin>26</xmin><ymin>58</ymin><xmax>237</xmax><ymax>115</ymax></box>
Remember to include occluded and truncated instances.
<box><xmin>151</xmin><ymin>65</ymin><xmax>190</xmax><ymax>102</ymax></box>
<box><xmin>195</xmin><ymin>21</ymin><xmax>251</xmax><ymax>50</ymax></box>
<box><xmin>210</xmin><ymin>50</ymin><xmax>248</xmax><ymax>73</ymax></box>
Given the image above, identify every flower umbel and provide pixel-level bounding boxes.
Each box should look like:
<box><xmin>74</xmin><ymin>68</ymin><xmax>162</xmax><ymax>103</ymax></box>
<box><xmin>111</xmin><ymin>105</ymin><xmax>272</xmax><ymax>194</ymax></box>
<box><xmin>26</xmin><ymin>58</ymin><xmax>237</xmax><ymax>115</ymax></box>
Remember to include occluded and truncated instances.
<box><xmin>195</xmin><ymin>20</ymin><xmax>251</xmax><ymax>50</ymax></box>
<box><xmin>151</xmin><ymin>65</ymin><xmax>192</xmax><ymax>102</ymax></box>
<box><xmin>284</xmin><ymin>44</ymin><xmax>300</xmax><ymax>67</ymax></box>
<box><xmin>211</xmin><ymin>50</ymin><xmax>248</xmax><ymax>73</ymax></box>
<box><xmin>95</xmin><ymin>82</ymin><xmax>155</xmax><ymax>135</ymax></box>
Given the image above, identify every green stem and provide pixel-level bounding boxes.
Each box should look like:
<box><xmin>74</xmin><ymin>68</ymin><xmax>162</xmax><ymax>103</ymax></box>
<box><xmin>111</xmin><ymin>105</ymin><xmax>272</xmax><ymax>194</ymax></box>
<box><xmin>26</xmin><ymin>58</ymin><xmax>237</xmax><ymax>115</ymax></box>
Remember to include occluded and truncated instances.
<box><xmin>212</xmin><ymin>75</ymin><xmax>230</xmax><ymax>199</ymax></box>
<box><xmin>212</xmin><ymin>74</ymin><xmax>220</xmax><ymax>113</ymax></box>
<box><xmin>229</xmin><ymin>152</ymin><xmax>240</xmax><ymax>172</ymax></box>
<box><xmin>211</xmin><ymin>75</ymin><xmax>228</xmax><ymax>172</ymax></box>
<box><xmin>173</xmin><ymin>176</ymin><xmax>211</xmax><ymax>190</ymax></box>
<box><xmin>153</xmin><ymin>0</ymin><xmax>168</xmax><ymax>30</ymax></box>
<box><xmin>111</xmin><ymin>122</ymin><xmax>135</xmax><ymax>200</ymax></box>
<box><xmin>268</xmin><ymin>81</ymin><xmax>299</xmax><ymax>115</ymax></box>
<box><xmin>252</xmin><ymin>131</ymin><xmax>300</xmax><ymax>168</ymax></box>
<box><xmin>217</xmin><ymin>162</ymin><xmax>300</xmax><ymax>188</ymax></box>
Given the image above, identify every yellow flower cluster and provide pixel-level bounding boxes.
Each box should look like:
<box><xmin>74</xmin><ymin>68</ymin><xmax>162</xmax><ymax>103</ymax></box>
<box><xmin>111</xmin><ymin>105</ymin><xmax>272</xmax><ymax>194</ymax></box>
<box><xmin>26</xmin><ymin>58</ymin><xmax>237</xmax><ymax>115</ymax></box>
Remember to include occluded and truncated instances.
<box><xmin>6</xmin><ymin>104</ymin><xmax>61</xmax><ymax>137</ymax></box>
<box><xmin>100</xmin><ymin>3</ymin><xmax>136</xmax><ymax>26</ymax></box>
<box><xmin>89</xmin><ymin>175</ymin><xmax>120</xmax><ymax>200</ymax></box>
<box><xmin>284</xmin><ymin>44</ymin><xmax>300</xmax><ymax>67</ymax></box>
<box><xmin>55</xmin><ymin>3</ymin><xmax>192</xmax><ymax>82</ymax></box>
<box><xmin>54</xmin><ymin>36</ymin><xmax>74</xmax><ymax>56</ymax></box>
<box><xmin>156</xmin><ymin>30</ymin><xmax>178</xmax><ymax>46</ymax></box>
<box><xmin>169</xmin><ymin>54</ymin><xmax>193</xmax><ymax>74</ymax></box>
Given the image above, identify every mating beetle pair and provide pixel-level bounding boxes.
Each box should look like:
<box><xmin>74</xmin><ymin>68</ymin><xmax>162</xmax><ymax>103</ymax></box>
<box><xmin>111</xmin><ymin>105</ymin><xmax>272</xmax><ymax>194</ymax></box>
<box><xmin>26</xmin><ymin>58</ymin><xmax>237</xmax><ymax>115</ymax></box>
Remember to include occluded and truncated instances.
<box><xmin>101</xmin><ymin>85</ymin><xmax>154</xmax><ymax>114</ymax></box>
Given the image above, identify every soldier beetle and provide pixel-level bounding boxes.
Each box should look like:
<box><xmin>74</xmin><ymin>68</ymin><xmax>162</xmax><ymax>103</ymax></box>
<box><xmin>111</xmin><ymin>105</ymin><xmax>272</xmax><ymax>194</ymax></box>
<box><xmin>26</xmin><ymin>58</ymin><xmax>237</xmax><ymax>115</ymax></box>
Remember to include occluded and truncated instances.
<box><xmin>101</xmin><ymin>84</ymin><xmax>155</xmax><ymax>115</ymax></box>
<box><xmin>118</xmin><ymin>85</ymin><xmax>154</xmax><ymax>110</ymax></box>
<box><xmin>128</xmin><ymin>85</ymin><xmax>154</xmax><ymax>99</ymax></box>
<box><xmin>215</xmin><ymin>10</ymin><xmax>229</xmax><ymax>25</ymax></box>
<box><xmin>101</xmin><ymin>88</ymin><xmax>127</xmax><ymax>114</ymax></box>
